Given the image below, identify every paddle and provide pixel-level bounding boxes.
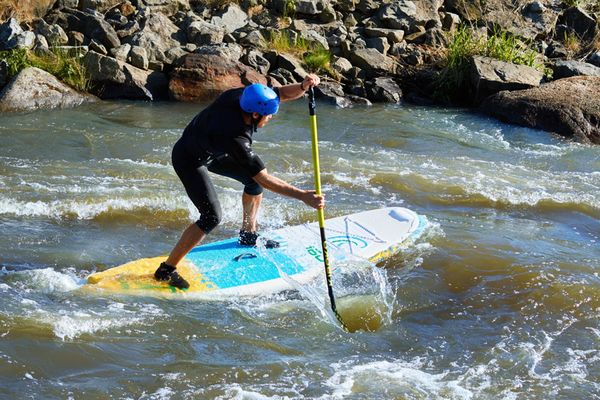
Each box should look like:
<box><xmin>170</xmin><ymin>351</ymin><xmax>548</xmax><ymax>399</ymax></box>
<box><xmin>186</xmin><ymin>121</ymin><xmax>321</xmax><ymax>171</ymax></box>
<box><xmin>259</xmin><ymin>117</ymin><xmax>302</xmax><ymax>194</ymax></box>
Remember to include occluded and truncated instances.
<box><xmin>307</xmin><ymin>87</ymin><xmax>348</xmax><ymax>332</ymax></box>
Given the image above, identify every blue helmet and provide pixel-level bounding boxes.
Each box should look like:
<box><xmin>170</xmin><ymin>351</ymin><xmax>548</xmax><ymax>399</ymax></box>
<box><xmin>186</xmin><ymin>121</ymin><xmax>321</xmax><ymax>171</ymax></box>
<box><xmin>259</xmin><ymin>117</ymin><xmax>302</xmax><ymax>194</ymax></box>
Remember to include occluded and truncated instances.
<box><xmin>240</xmin><ymin>84</ymin><xmax>279</xmax><ymax>116</ymax></box>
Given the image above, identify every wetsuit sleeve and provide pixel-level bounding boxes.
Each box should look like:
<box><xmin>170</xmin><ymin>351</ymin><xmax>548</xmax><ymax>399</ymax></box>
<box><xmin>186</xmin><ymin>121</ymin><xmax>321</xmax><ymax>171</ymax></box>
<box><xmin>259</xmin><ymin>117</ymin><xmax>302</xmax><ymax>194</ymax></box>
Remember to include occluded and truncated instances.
<box><xmin>228</xmin><ymin>136</ymin><xmax>265</xmax><ymax>177</ymax></box>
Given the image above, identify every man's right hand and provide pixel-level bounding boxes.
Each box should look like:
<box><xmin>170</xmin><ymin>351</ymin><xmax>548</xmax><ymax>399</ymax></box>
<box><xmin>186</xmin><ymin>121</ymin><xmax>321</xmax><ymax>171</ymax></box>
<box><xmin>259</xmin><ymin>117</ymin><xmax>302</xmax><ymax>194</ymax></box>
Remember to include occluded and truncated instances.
<box><xmin>301</xmin><ymin>190</ymin><xmax>325</xmax><ymax>209</ymax></box>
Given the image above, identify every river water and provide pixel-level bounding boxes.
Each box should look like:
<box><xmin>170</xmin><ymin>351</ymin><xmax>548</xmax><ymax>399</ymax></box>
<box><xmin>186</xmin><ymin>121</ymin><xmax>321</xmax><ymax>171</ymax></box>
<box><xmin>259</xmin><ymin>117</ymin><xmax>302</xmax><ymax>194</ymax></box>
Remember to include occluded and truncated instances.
<box><xmin>0</xmin><ymin>99</ymin><xmax>598</xmax><ymax>399</ymax></box>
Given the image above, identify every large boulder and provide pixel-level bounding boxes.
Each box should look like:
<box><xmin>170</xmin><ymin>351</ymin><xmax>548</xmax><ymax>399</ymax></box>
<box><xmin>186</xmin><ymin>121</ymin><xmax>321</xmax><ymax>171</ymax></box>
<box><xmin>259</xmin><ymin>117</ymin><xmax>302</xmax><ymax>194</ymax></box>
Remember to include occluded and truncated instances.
<box><xmin>0</xmin><ymin>18</ymin><xmax>35</xmax><ymax>50</ymax></box>
<box><xmin>0</xmin><ymin>67</ymin><xmax>98</xmax><ymax>112</ymax></box>
<box><xmin>141</xmin><ymin>0</ymin><xmax>190</xmax><ymax>16</ymax></box>
<box><xmin>558</xmin><ymin>6</ymin><xmax>597</xmax><ymax>41</ymax></box>
<box><xmin>126</xmin><ymin>12</ymin><xmax>185</xmax><ymax>64</ymax></box>
<box><xmin>34</xmin><ymin>19</ymin><xmax>69</xmax><ymax>45</ymax></box>
<box><xmin>480</xmin><ymin>76</ymin><xmax>600</xmax><ymax>144</ymax></box>
<box><xmin>83</xmin><ymin>51</ymin><xmax>168</xmax><ymax>100</ymax></box>
<box><xmin>187</xmin><ymin>20</ymin><xmax>225</xmax><ymax>46</ymax></box>
<box><xmin>366</xmin><ymin>77</ymin><xmax>402</xmax><ymax>103</ymax></box>
<box><xmin>169</xmin><ymin>53</ymin><xmax>267</xmax><ymax>102</ymax></box>
<box><xmin>470</xmin><ymin>56</ymin><xmax>543</xmax><ymax>103</ymax></box>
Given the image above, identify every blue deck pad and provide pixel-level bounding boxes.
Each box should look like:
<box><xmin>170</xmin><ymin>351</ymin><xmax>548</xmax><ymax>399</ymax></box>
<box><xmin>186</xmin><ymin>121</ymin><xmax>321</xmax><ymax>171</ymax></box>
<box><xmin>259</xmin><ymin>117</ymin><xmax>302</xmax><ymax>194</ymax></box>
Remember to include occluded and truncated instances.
<box><xmin>185</xmin><ymin>239</ymin><xmax>307</xmax><ymax>289</ymax></box>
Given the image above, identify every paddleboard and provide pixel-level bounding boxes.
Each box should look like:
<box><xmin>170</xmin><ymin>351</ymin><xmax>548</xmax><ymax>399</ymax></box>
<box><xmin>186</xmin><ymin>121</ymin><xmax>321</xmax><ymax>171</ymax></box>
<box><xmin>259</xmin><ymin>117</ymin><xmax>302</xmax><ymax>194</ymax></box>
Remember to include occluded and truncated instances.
<box><xmin>85</xmin><ymin>207</ymin><xmax>427</xmax><ymax>298</ymax></box>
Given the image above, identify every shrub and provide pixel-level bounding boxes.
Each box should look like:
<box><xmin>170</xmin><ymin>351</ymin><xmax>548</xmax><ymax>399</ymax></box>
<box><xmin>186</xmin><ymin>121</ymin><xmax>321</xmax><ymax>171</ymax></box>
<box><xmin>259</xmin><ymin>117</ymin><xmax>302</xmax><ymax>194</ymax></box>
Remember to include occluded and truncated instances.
<box><xmin>0</xmin><ymin>47</ymin><xmax>90</xmax><ymax>91</ymax></box>
<box><xmin>434</xmin><ymin>24</ymin><xmax>542</xmax><ymax>103</ymax></box>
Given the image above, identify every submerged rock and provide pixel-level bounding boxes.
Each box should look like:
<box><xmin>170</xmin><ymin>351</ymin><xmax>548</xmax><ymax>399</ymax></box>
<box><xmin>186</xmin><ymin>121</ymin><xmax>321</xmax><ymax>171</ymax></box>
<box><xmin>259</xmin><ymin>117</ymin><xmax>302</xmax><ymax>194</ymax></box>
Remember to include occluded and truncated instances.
<box><xmin>480</xmin><ymin>76</ymin><xmax>600</xmax><ymax>144</ymax></box>
<box><xmin>0</xmin><ymin>67</ymin><xmax>98</xmax><ymax>112</ymax></box>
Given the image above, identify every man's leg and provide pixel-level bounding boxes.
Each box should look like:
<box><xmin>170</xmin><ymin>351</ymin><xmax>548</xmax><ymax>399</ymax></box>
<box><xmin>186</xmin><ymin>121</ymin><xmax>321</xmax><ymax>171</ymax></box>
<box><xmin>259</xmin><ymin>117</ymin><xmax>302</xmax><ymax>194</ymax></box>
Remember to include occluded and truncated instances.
<box><xmin>242</xmin><ymin>192</ymin><xmax>262</xmax><ymax>232</ymax></box>
<box><xmin>166</xmin><ymin>223</ymin><xmax>206</xmax><ymax>267</ymax></box>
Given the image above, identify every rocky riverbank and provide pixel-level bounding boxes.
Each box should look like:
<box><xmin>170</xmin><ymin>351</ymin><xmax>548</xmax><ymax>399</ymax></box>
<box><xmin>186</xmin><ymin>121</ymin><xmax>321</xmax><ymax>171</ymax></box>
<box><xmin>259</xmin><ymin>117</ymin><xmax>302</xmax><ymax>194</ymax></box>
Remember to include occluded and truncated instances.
<box><xmin>0</xmin><ymin>0</ymin><xmax>599</xmax><ymax>143</ymax></box>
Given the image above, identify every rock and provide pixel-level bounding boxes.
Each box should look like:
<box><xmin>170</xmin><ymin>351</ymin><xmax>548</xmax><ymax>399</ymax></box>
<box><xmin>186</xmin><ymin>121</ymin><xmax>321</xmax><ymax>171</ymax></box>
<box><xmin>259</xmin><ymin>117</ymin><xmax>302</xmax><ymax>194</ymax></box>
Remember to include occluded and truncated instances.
<box><xmin>68</xmin><ymin>31</ymin><xmax>85</xmax><ymax>46</ymax></box>
<box><xmin>552</xmin><ymin>60</ymin><xmax>600</xmax><ymax>79</ymax></box>
<box><xmin>0</xmin><ymin>60</ymin><xmax>8</xmax><ymax>88</ymax></box>
<box><xmin>240</xmin><ymin>30</ymin><xmax>266</xmax><ymax>48</ymax></box>
<box><xmin>0</xmin><ymin>18</ymin><xmax>35</xmax><ymax>50</ymax></box>
<box><xmin>588</xmin><ymin>52</ymin><xmax>600</xmax><ymax>68</ymax></box>
<box><xmin>129</xmin><ymin>46</ymin><xmax>149</xmax><ymax>70</ymax></box>
<box><xmin>441</xmin><ymin>12</ymin><xmax>460</xmax><ymax>32</ymax></box>
<box><xmin>84</xmin><ymin>50</ymin><xmax>168</xmax><ymax>100</ymax></box>
<box><xmin>89</xmin><ymin>39</ymin><xmax>108</xmax><ymax>55</ymax></box>
<box><xmin>187</xmin><ymin>20</ymin><xmax>225</xmax><ymax>46</ymax></box>
<box><xmin>365</xmin><ymin>37</ymin><xmax>390</xmax><ymax>55</ymax></box>
<box><xmin>364</xmin><ymin>27</ymin><xmax>405</xmax><ymax>43</ymax></box>
<box><xmin>277</xmin><ymin>53</ymin><xmax>309</xmax><ymax>81</ymax></box>
<box><xmin>331</xmin><ymin>56</ymin><xmax>353</xmax><ymax>74</ymax></box>
<box><xmin>378</xmin><ymin>0</ymin><xmax>443</xmax><ymax>31</ymax></box>
<box><xmin>480</xmin><ymin>76</ymin><xmax>600</xmax><ymax>144</ymax></box>
<box><xmin>344</xmin><ymin>13</ymin><xmax>358</xmax><ymax>28</ymax></box>
<box><xmin>79</xmin><ymin>0</ymin><xmax>122</xmax><ymax>13</ymax></box>
<box><xmin>526</xmin><ymin>0</ymin><xmax>545</xmax><ymax>13</ymax></box>
<box><xmin>269</xmin><ymin>68</ymin><xmax>296</xmax><ymax>84</ymax></box>
<box><xmin>243</xmin><ymin>50</ymin><xmax>270</xmax><ymax>75</ymax></box>
<box><xmin>210</xmin><ymin>4</ymin><xmax>249</xmax><ymax>33</ymax></box>
<box><xmin>0</xmin><ymin>67</ymin><xmax>98</xmax><ymax>112</ymax></box>
<box><xmin>164</xmin><ymin>46</ymin><xmax>188</xmax><ymax>66</ymax></box>
<box><xmin>366</xmin><ymin>77</ymin><xmax>402</xmax><ymax>102</ymax></box>
<box><xmin>470</xmin><ymin>56</ymin><xmax>543</xmax><ymax>103</ymax></box>
<box><xmin>127</xmin><ymin>12</ymin><xmax>185</xmax><ymax>64</ymax></box>
<box><xmin>169</xmin><ymin>53</ymin><xmax>267</xmax><ymax>102</ymax></box>
<box><xmin>315</xmin><ymin>81</ymin><xmax>352</xmax><ymax>107</ymax></box>
<box><xmin>349</xmin><ymin>48</ymin><xmax>395</xmax><ymax>77</ymax></box>
<box><xmin>143</xmin><ymin>0</ymin><xmax>191</xmax><ymax>16</ymax></box>
<box><xmin>116</xmin><ymin>20</ymin><xmax>139</xmax><ymax>39</ymax></box>
<box><xmin>423</xmin><ymin>27</ymin><xmax>448</xmax><ymax>47</ymax></box>
<box><xmin>295</xmin><ymin>0</ymin><xmax>328</xmax><ymax>15</ymax></box>
<box><xmin>195</xmin><ymin>44</ymin><xmax>244</xmax><ymax>62</ymax></box>
<box><xmin>300</xmin><ymin>29</ymin><xmax>330</xmax><ymax>50</ymax></box>
<box><xmin>35</xmin><ymin>19</ymin><xmax>69</xmax><ymax>45</ymax></box>
<box><xmin>558</xmin><ymin>6</ymin><xmax>596</xmax><ymax>40</ymax></box>
<box><xmin>63</xmin><ymin>9</ymin><xmax>120</xmax><ymax>50</ymax></box>
<box><xmin>356</xmin><ymin>0</ymin><xmax>380</xmax><ymax>15</ymax></box>
<box><xmin>111</xmin><ymin>43</ymin><xmax>132</xmax><ymax>62</ymax></box>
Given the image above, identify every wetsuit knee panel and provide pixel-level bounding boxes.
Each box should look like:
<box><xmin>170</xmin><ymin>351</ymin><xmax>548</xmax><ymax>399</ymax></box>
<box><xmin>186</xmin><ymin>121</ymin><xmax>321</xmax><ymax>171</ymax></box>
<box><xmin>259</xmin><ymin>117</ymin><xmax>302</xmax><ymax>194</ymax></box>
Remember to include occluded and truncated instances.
<box><xmin>195</xmin><ymin>209</ymin><xmax>222</xmax><ymax>234</ymax></box>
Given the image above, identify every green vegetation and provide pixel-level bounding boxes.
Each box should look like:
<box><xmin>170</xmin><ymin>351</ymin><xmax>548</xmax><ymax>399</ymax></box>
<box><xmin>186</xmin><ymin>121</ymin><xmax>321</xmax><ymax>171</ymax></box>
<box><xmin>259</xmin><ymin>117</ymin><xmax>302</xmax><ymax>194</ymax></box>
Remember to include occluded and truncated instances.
<box><xmin>434</xmin><ymin>25</ymin><xmax>542</xmax><ymax>103</ymax></box>
<box><xmin>563</xmin><ymin>31</ymin><xmax>581</xmax><ymax>56</ymax></box>
<box><xmin>0</xmin><ymin>47</ymin><xmax>90</xmax><ymax>91</ymax></box>
<box><xmin>266</xmin><ymin>30</ymin><xmax>336</xmax><ymax>77</ymax></box>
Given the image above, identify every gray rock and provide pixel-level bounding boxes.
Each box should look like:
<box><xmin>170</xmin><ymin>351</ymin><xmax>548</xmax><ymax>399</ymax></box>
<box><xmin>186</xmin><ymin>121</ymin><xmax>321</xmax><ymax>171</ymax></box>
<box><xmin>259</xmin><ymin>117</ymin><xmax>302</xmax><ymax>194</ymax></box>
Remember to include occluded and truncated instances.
<box><xmin>84</xmin><ymin>51</ymin><xmax>168</xmax><ymax>100</ymax></box>
<box><xmin>356</xmin><ymin>0</ymin><xmax>380</xmax><ymax>15</ymax></box>
<box><xmin>344</xmin><ymin>13</ymin><xmax>358</xmax><ymax>28</ymax></box>
<box><xmin>320</xmin><ymin>3</ymin><xmax>337</xmax><ymax>23</ymax></box>
<box><xmin>315</xmin><ymin>81</ymin><xmax>352</xmax><ymax>107</ymax></box>
<box><xmin>240</xmin><ymin>30</ymin><xmax>266</xmax><ymax>48</ymax></box>
<box><xmin>277</xmin><ymin>53</ymin><xmax>309</xmax><ymax>81</ymax></box>
<box><xmin>164</xmin><ymin>46</ymin><xmax>188</xmax><ymax>66</ymax></box>
<box><xmin>243</xmin><ymin>50</ymin><xmax>270</xmax><ymax>75</ymax></box>
<box><xmin>441</xmin><ymin>12</ymin><xmax>460</xmax><ymax>32</ymax></box>
<box><xmin>64</xmin><ymin>9</ymin><xmax>120</xmax><ymax>50</ymax></box>
<box><xmin>0</xmin><ymin>18</ymin><xmax>35</xmax><ymax>50</ymax></box>
<box><xmin>559</xmin><ymin>6</ymin><xmax>596</xmax><ymax>40</ymax></box>
<box><xmin>111</xmin><ymin>44</ymin><xmax>132</xmax><ymax>62</ymax></box>
<box><xmin>0</xmin><ymin>67</ymin><xmax>98</xmax><ymax>112</ymax></box>
<box><xmin>33</xmin><ymin>34</ymin><xmax>51</xmax><ymax>55</ymax></box>
<box><xmin>364</xmin><ymin>27</ymin><xmax>404</xmax><ymax>44</ymax></box>
<box><xmin>366</xmin><ymin>77</ymin><xmax>402</xmax><ymax>103</ymax></box>
<box><xmin>552</xmin><ymin>60</ymin><xmax>600</xmax><ymax>79</ymax></box>
<box><xmin>211</xmin><ymin>4</ymin><xmax>249</xmax><ymax>33</ymax></box>
<box><xmin>195</xmin><ymin>44</ymin><xmax>244</xmax><ymax>62</ymax></box>
<box><xmin>68</xmin><ymin>31</ymin><xmax>85</xmax><ymax>46</ymax></box>
<box><xmin>90</xmin><ymin>39</ymin><xmax>108</xmax><ymax>55</ymax></box>
<box><xmin>116</xmin><ymin>20</ymin><xmax>140</xmax><ymax>39</ymax></box>
<box><xmin>300</xmin><ymin>29</ymin><xmax>330</xmax><ymax>50</ymax></box>
<box><xmin>79</xmin><ymin>0</ymin><xmax>122</xmax><ymax>13</ymax></box>
<box><xmin>0</xmin><ymin>60</ymin><xmax>8</xmax><ymax>88</ymax></box>
<box><xmin>295</xmin><ymin>0</ymin><xmax>327</xmax><ymax>15</ymax></box>
<box><xmin>526</xmin><ymin>1</ymin><xmax>545</xmax><ymax>13</ymax></box>
<box><xmin>365</xmin><ymin>37</ymin><xmax>390</xmax><ymax>56</ymax></box>
<box><xmin>270</xmin><ymin>68</ymin><xmax>296</xmax><ymax>84</ymax></box>
<box><xmin>350</xmin><ymin>48</ymin><xmax>395</xmax><ymax>77</ymax></box>
<box><xmin>378</xmin><ymin>0</ymin><xmax>443</xmax><ymax>31</ymax></box>
<box><xmin>35</xmin><ymin>19</ymin><xmax>69</xmax><ymax>45</ymax></box>
<box><xmin>480</xmin><ymin>76</ymin><xmax>600</xmax><ymax>144</ymax></box>
<box><xmin>470</xmin><ymin>56</ymin><xmax>543</xmax><ymax>103</ymax></box>
<box><xmin>332</xmin><ymin>56</ymin><xmax>353</xmax><ymax>74</ymax></box>
<box><xmin>129</xmin><ymin>46</ymin><xmax>149</xmax><ymax>70</ymax></box>
<box><xmin>143</xmin><ymin>0</ymin><xmax>191</xmax><ymax>16</ymax></box>
<box><xmin>127</xmin><ymin>12</ymin><xmax>184</xmax><ymax>64</ymax></box>
<box><xmin>588</xmin><ymin>52</ymin><xmax>600</xmax><ymax>68</ymax></box>
<box><xmin>187</xmin><ymin>20</ymin><xmax>225</xmax><ymax>46</ymax></box>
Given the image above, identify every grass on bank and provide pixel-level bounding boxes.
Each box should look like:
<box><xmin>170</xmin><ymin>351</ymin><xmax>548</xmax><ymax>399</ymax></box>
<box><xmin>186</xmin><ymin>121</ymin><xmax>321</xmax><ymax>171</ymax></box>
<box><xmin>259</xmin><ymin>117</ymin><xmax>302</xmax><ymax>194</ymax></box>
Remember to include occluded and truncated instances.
<box><xmin>266</xmin><ymin>30</ymin><xmax>336</xmax><ymax>78</ymax></box>
<box><xmin>0</xmin><ymin>47</ymin><xmax>90</xmax><ymax>91</ymax></box>
<box><xmin>434</xmin><ymin>24</ymin><xmax>543</xmax><ymax>103</ymax></box>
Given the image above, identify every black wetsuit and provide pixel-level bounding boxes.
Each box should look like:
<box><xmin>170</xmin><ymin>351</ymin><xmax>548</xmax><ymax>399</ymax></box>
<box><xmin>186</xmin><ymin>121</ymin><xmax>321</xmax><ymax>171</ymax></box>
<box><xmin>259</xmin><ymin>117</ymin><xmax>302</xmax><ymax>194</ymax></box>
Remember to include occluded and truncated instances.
<box><xmin>172</xmin><ymin>87</ymin><xmax>273</xmax><ymax>233</ymax></box>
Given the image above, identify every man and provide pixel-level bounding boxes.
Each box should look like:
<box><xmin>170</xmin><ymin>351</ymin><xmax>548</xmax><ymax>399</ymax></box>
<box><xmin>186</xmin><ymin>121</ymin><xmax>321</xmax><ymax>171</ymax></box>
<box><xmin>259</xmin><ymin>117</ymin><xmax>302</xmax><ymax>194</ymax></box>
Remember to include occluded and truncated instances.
<box><xmin>154</xmin><ymin>75</ymin><xmax>325</xmax><ymax>289</ymax></box>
